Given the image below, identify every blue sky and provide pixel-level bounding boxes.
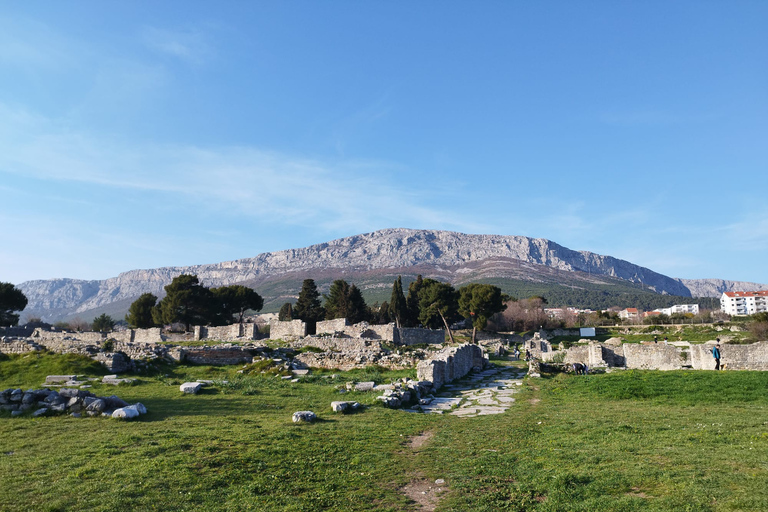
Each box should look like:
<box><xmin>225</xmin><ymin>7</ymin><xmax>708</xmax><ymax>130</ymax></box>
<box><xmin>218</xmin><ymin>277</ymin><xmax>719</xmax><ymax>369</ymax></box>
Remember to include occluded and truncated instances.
<box><xmin>1</xmin><ymin>1</ymin><xmax>766</xmax><ymax>286</ymax></box>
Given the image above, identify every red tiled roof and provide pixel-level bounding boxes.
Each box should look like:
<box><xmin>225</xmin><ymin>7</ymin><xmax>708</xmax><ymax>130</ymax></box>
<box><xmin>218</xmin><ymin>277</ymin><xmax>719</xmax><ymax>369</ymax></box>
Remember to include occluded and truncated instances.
<box><xmin>724</xmin><ymin>291</ymin><xmax>768</xmax><ymax>298</ymax></box>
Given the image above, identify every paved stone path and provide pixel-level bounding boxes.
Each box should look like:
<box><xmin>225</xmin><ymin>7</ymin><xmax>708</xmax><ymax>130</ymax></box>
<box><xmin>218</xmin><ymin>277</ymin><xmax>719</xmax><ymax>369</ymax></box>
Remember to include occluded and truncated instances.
<box><xmin>413</xmin><ymin>365</ymin><xmax>527</xmax><ymax>418</ymax></box>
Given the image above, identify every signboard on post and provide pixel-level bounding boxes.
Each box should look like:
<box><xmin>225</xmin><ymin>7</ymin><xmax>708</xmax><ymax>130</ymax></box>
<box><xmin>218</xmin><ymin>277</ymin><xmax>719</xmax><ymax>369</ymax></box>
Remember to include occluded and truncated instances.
<box><xmin>579</xmin><ymin>327</ymin><xmax>596</xmax><ymax>337</ymax></box>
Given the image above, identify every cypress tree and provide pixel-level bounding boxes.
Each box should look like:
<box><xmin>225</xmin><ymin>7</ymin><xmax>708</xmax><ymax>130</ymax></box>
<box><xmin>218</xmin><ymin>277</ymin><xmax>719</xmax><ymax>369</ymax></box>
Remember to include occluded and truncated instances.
<box><xmin>389</xmin><ymin>276</ymin><xmax>406</xmax><ymax>328</ymax></box>
<box><xmin>278</xmin><ymin>302</ymin><xmax>294</xmax><ymax>321</ymax></box>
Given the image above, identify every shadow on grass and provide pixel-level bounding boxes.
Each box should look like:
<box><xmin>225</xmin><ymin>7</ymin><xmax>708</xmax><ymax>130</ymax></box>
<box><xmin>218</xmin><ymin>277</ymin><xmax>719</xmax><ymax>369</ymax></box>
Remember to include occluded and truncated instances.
<box><xmin>137</xmin><ymin>395</ymin><xmax>281</xmax><ymax>420</ymax></box>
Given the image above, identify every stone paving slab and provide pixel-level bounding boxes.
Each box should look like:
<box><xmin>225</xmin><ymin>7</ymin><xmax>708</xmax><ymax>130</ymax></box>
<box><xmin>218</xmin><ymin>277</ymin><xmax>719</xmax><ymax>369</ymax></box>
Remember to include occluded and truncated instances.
<box><xmin>418</xmin><ymin>364</ymin><xmax>527</xmax><ymax>418</ymax></box>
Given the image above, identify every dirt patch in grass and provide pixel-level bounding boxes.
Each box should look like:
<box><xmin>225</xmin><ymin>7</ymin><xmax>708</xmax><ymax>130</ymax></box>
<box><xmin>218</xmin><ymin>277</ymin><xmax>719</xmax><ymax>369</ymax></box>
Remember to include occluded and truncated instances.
<box><xmin>407</xmin><ymin>431</ymin><xmax>434</xmax><ymax>450</ymax></box>
<box><xmin>399</xmin><ymin>431</ymin><xmax>449</xmax><ymax>510</ymax></box>
<box><xmin>399</xmin><ymin>473</ymin><xmax>447</xmax><ymax>512</ymax></box>
<box><xmin>626</xmin><ymin>487</ymin><xmax>652</xmax><ymax>499</ymax></box>
<box><xmin>528</xmin><ymin>398</ymin><xmax>541</xmax><ymax>405</ymax></box>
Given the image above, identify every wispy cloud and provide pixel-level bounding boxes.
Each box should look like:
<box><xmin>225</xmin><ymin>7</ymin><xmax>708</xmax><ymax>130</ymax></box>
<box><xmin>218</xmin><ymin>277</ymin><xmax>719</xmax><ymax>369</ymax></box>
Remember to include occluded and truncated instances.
<box><xmin>141</xmin><ymin>26</ymin><xmax>214</xmax><ymax>65</ymax></box>
<box><xmin>0</xmin><ymin>103</ymin><xmax>479</xmax><ymax>237</ymax></box>
<box><xmin>0</xmin><ymin>17</ymin><xmax>81</xmax><ymax>69</ymax></box>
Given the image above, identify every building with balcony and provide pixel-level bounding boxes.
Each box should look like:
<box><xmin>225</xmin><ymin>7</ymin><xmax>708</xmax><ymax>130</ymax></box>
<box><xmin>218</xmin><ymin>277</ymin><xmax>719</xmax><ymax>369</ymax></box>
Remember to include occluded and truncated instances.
<box><xmin>720</xmin><ymin>291</ymin><xmax>768</xmax><ymax>316</ymax></box>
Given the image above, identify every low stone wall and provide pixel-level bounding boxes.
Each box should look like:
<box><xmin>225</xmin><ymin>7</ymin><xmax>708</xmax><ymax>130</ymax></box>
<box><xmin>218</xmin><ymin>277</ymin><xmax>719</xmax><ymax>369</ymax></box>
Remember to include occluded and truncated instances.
<box><xmin>290</xmin><ymin>337</ymin><xmax>386</xmax><ymax>353</ymax></box>
<box><xmin>315</xmin><ymin>318</ymin><xmax>350</xmax><ymax>334</ymax></box>
<box><xmin>0</xmin><ymin>326</ymin><xmax>35</xmax><ymax>337</ymax></box>
<box><xmin>132</xmin><ymin>328</ymin><xmax>165</xmax><ymax>343</ymax></box>
<box><xmin>0</xmin><ymin>337</ymin><xmax>43</xmax><ymax>354</ymax></box>
<box><xmin>173</xmin><ymin>346</ymin><xmax>255</xmax><ymax>365</ymax></box>
<box><xmin>32</xmin><ymin>328</ymin><xmax>106</xmax><ymax>343</ymax></box>
<box><xmin>194</xmin><ymin>324</ymin><xmax>257</xmax><ymax>341</ymax></box>
<box><xmin>552</xmin><ymin>341</ymin><xmax>768</xmax><ymax>371</ymax></box>
<box><xmin>416</xmin><ymin>344</ymin><xmax>487</xmax><ymax>390</ymax></box>
<box><xmin>690</xmin><ymin>342</ymin><xmax>768</xmax><ymax>371</ymax></box>
<box><xmin>293</xmin><ymin>350</ymin><xmax>417</xmax><ymax>371</ymax></box>
<box><xmin>270</xmin><ymin>319</ymin><xmax>307</xmax><ymax>340</ymax></box>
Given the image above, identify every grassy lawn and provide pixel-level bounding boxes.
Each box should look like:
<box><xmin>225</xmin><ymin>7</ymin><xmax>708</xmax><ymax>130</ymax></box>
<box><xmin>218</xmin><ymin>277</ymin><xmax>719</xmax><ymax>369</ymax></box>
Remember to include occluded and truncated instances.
<box><xmin>1</xmin><ymin>353</ymin><xmax>767</xmax><ymax>511</ymax></box>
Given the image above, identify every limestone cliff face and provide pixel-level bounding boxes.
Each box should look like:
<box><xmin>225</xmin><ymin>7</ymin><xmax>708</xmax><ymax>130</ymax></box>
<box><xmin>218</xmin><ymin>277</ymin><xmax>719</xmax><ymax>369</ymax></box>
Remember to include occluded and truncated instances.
<box><xmin>17</xmin><ymin>228</ymin><xmax>709</xmax><ymax>320</ymax></box>
<box><xmin>675</xmin><ymin>278</ymin><xmax>768</xmax><ymax>298</ymax></box>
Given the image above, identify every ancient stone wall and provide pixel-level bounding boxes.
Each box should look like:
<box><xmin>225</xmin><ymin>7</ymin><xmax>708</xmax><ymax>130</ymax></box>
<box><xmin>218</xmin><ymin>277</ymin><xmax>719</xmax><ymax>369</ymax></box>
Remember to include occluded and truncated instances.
<box><xmin>690</xmin><ymin>342</ymin><xmax>768</xmax><ymax>371</ymax></box>
<box><xmin>270</xmin><ymin>319</ymin><xmax>307</xmax><ymax>340</ymax></box>
<box><xmin>315</xmin><ymin>318</ymin><xmax>350</xmax><ymax>334</ymax></box>
<box><xmin>551</xmin><ymin>341</ymin><xmax>768</xmax><ymax>371</ymax></box>
<box><xmin>620</xmin><ymin>343</ymin><xmax>684</xmax><ymax>370</ymax></box>
<box><xmin>175</xmin><ymin>346</ymin><xmax>254</xmax><ymax>365</ymax></box>
<box><xmin>194</xmin><ymin>324</ymin><xmax>256</xmax><ymax>341</ymax></box>
<box><xmin>416</xmin><ymin>344</ymin><xmax>487</xmax><ymax>390</ymax></box>
<box><xmin>0</xmin><ymin>337</ymin><xmax>43</xmax><ymax>355</ymax></box>
<box><xmin>0</xmin><ymin>326</ymin><xmax>35</xmax><ymax>337</ymax></box>
<box><xmin>292</xmin><ymin>350</ymin><xmax>417</xmax><ymax>371</ymax></box>
<box><xmin>397</xmin><ymin>327</ymin><xmax>445</xmax><ymax>346</ymax></box>
<box><xmin>132</xmin><ymin>328</ymin><xmax>165</xmax><ymax>343</ymax></box>
<box><xmin>32</xmin><ymin>328</ymin><xmax>105</xmax><ymax>343</ymax></box>
<box><xmin>362</xmin><ymin>324</ymin><xmax>396</xmax><ymax>340</ymax></box>
<box><xmin>290</xmin><ymin>337</ymin><xmax>386</xmax><ymax>353</ymax></box>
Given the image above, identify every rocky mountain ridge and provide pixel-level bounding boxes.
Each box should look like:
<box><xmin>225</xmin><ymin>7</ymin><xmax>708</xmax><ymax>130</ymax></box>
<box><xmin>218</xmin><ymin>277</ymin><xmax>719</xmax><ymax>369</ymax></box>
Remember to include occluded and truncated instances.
<box><xmin>16</xmin><ymin>228</ymin><xmax>768</xmax><ymax>322</ymax></box>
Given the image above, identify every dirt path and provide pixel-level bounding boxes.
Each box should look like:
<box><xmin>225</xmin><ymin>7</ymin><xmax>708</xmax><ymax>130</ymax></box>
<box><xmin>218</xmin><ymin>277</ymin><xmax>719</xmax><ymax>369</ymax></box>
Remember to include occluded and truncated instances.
<box><xmin>398</xmin><ymin>363</ymin><xmax>528</xmax><ymax>510</ymax></box>
<box><xmin>399</xmin><ymin>431</ymin><xmax>447</xmax><ymax>512</ymax></box>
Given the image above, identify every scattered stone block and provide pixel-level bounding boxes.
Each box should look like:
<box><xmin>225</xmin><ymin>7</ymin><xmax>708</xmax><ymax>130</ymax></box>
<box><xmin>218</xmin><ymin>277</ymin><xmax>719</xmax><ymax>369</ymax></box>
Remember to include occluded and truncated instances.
<box><xmin>112</xmin><ymin>403</ymin><xmax>147</xmax><ymax>420</ymax></box>
<box><xmin>377</xmin><ymin>396</ymin><xmax>401</xmax><ymax>408</ymax></box>
<box><xmin>292</xmin><ymin>411</ymin><xmax>317</xmax><ymax>423</ymax></box>
<box><xmin>180</xmin><ymin>382</ymin><xmax>203</xmax><ymax>394</ymax></box>
<box><xmin>86</xmin><ymin>398</ymin><xmax>106</xmax><ymax>413</ymax></box>
<box><xmin>102</xmin><ymin>376</ymin><xmax>136</xmax><ymax>385</ymax></box>
<box><xmin>331</xmin><ymin>401</ymin><xmax>361</xmax><ymax>413</ymax></box>
<box><xmin>45</xmin><ymin>375</ymin><xmax>77</xmax><ymax>385</ymax></box>
<box><xmin>354</xmin><ymin>381</ymin><xmax>375</xmax><ymax>392</ymax></box>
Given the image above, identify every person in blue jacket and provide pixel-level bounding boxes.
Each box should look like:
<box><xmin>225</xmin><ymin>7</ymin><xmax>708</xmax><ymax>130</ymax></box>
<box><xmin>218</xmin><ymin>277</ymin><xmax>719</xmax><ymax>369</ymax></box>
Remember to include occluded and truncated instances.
<box><xmin>712</xmin><ymin>342</ymin><xmax>721</xmax><ymax>371</ymax></box>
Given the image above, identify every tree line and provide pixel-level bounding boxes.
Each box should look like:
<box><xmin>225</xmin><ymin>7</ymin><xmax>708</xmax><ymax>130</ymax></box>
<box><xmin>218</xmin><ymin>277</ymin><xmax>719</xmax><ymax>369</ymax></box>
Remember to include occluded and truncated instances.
<box><xmin>278</xmin><ymin>276</ymin><xmax>508</xmax><ymax>343</ymax></box>
<box><xmin>125</xmin><ymin>275</ymin><xmax>263</xmax><ymax>332</ymax></box>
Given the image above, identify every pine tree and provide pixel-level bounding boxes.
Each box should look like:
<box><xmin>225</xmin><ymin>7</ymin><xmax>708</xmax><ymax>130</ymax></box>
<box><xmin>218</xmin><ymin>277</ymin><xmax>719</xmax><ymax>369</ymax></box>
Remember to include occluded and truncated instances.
<box><xmin>324</xmin><ymin>280</ymin><xmax>368</xmax><ymax>323</ymax></box>
<box><xmin>0</xmin><ymin>282</ymin><xmax>27</xmax><ymax>327</ymax></box>
<box><xmin>152</xmin><ymin>274</ymin><xmax>215</xmax><ymax>332</ymax></box>
<box><xmin>91</xmin><ymin>313</ymin><xmax>115</xmax><ymax>333</ymax></box>
<box><xmin>293</xmin><ymin>279</ymin><xmax>325</xmax><ymax>334</ymax></box>
<box><xmin>418</xmin><ymin>281</ymin><xmax>458</xmax><ymax>343</ymax></box>
<box><xmin>405</xmin><ymin>275</ymin><xmax>425</xmax><ymax>327</ymax></box>
<box><xmin>346</xmin><ymin>284</ymin><xmax>368</xmax><ymax>324</ymax></box>
<box><xmin>126</xmin><ymin>293</ymin><xmax>158</xmax><ymax>328</ymax></box>
<box><xmin>324</xmin><ymin>280</ymin><xmax>351</xmax><ymax>320</ymax></box>
<box><xmin>211</xmin><ymin>285</ymin><xmax>263</xmax><ymax>324</ymax></box>
<box><xmin>458</xmin><ymin>283</ymin><xmax>507</xmax><ymax>343</ymax></box>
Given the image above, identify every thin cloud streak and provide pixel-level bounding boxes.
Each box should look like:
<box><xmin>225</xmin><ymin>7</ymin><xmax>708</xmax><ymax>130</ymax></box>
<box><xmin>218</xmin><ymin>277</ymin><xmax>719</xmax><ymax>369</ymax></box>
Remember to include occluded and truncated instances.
<box><xmin>0</xmin><ymin>103</ymin><xmax>481</xmax><ymax>237</ymax></box>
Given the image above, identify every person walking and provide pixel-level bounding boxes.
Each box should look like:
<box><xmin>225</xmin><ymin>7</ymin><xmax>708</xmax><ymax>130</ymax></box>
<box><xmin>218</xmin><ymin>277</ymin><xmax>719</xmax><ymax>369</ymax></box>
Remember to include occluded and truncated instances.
<box><xmin>712</xmin><ymin>342</ymin><xmax>721</xmax><ymax>371</ymax></box>
<box><xmin>514</xmin><ymin>346</ymin><xmax>520</xmax><ymax>360</ymax></box>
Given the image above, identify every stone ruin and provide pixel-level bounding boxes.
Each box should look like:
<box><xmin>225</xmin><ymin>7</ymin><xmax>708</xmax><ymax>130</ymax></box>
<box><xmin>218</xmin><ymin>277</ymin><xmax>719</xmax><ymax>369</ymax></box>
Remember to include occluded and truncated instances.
<box><xmin>530</xmin><ymin>335</ymin><xmax>768</xmax><ymax>372</ymax></box>
<box><xmin>269</xmin><ymin>318</ymin><xmax>446</xmax><ymax>345</ymax></box>
<box><xmin>1</xmin><ymin>377</ymin><xmax>146</xmax><ymax>420</ymax></box>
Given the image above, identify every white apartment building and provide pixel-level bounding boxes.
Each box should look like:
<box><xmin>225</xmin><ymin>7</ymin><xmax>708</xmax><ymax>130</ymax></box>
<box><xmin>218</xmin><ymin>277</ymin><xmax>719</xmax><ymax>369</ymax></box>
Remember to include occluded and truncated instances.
<box><xmin>654</xmin><ymin>304</ymin><xmax>700</xmax><ymax>316</ymax></box>
<box><xmin>720</xmin><ymin>291</ymin><xmax>768</xmax><ymax>316</ymax></box>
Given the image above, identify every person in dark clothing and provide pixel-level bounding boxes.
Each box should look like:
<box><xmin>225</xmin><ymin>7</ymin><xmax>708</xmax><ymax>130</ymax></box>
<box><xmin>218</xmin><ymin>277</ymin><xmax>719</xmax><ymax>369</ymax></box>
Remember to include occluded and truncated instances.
<box><xmin>572</xmin><ymin>363</ymin><xmax>588</xmax><ymax>375</ymax></box>
<box><xmin>712</xmin><ymin>343</ymin><xmax>721</xmax><ymax>371</ymax></box>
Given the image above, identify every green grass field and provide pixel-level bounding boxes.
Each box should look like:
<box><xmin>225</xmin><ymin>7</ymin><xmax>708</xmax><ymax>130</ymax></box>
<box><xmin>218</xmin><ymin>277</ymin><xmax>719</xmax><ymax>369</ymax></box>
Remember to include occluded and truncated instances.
<box><xmin>1</xmin><ymin>353</ymin><xmax>767</xmax><ymax>511</ymax></box>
